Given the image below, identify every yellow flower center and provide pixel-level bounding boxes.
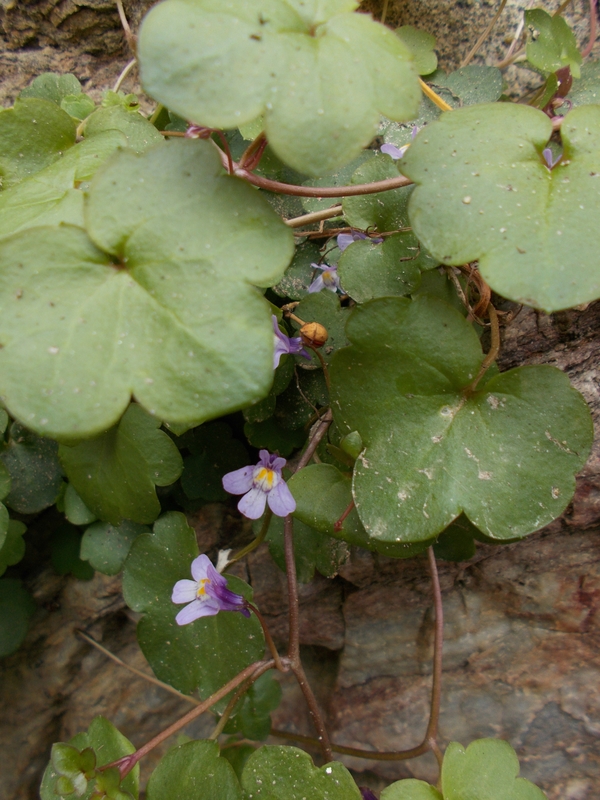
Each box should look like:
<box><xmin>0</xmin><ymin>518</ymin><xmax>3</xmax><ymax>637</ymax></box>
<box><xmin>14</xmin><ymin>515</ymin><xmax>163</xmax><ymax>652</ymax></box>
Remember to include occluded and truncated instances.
<box><xmin>253</xmin><ymin>466</ymin><xmax>279</xmax><ymax>493</ymax></box>
<box><xmin>196</xmin><ymin>578</ymin><xmax>211</xmax><ymax>599</ymax></box>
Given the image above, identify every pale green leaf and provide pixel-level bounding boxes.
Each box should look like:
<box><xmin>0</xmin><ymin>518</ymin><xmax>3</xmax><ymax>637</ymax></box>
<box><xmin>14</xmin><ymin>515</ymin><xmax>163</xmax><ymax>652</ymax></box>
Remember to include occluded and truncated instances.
<box><xmin>526</xmin><ymin>9</ymin><xmax>581</xmax><ymax>79</ymax></box>
<box><xmin>381</xmin><ymin>779</ymin><xmax>442</xmax><ymax>800</ymax></box>
<box><xmin>0</xmin><ymin>422</ymin><xmax>63</xmax><ymax>514</ymax></box>
<box><xmin>0</xmin><ymin>139</ymin><xmax>293</xmax><ymax>438</ymax></box>
<box><xmin>402</xmin><ymin>103</ymin><xmax>600</xmax><ymax>311</ymax></box>
<box><xmin>64</xmin><ymin>484</ymin><xmax>98</xmax><ymax>526</ymax></box>
<box><xmin>0</xmin><ymin>131</ymin><xmax>127</xmax><ymax>240</ymax></box>
<box><xmin>83</xmin><ymin>105</ymin><xmax>163</xmax><ymax>152</ymax></box>
<box><xmin>20</xmin><ymin>73</ymin><xmax>83</xmax><ymax>105</ymax></box>
<box><xmin>395</xmin><ymin>26</ymin><xmax>437</xmax><ymax>75</ymax></box>
<box><xmin>442</xmin><ymin>739</ymin><xmax>547</xmax><ymax>800</ymax></box>
<box><xmin>138</xmin><ymin>0</ymin><xmax>420</xmax><ymax>175</ymax></box>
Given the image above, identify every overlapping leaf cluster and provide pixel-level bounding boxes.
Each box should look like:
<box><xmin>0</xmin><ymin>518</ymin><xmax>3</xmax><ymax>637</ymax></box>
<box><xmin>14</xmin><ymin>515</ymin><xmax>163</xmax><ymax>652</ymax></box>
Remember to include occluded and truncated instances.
<box><xmin>2</xmin><ymin>2</ymin><xmax>598</xmax><ymax>797</ymax></box>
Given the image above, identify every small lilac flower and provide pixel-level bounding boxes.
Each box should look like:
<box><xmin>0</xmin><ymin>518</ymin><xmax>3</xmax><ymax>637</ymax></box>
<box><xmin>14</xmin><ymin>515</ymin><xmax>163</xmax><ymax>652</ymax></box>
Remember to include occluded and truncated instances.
<box><xmin>542</xmin><ymin>147</ymin><xmax>562</xmax><ymax>170</ymax></box>
<box><xmin>381</xmin><ymin>142</ymin><xmax>410</xmax><ymax>160</ymax></box>
<box><xmin>171</xmin><ymin>554</ymin><xmax>250</xmax><ymax>625</ymax></box>
<box><xmin>272</xmin><ymin>315</ymin><xmax>310</xmax><ymax>368</ymax></box>
<box><xmin>380</xmin><ymin>126</ymin><xmax>419</xmax><ymax>161</ymax></box>
<box><xmin>336</xmin><ymin>231</ymin><xmax>383</xmax><ymax>252</ymax></box>
<box><xmin>359</xmin><ymin>789</ymin><xmax>379</xmax><ymax>800</ymax></box>
<box><xmin>222</xmin><ymin>449</ymin><xmax>296</xmax><ymax>519</ymax></box>
<box><xmin>308</xmin><ymin>263</ymin><xmax>342</xmax><ymax>294</ymax></box>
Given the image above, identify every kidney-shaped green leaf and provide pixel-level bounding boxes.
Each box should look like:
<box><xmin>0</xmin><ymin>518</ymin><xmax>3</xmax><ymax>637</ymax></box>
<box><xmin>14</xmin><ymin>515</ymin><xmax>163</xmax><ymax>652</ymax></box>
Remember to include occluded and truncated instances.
<box><xmin>330</xmin><ymin>296</ymin><xmax>592</xmax><ymax>543</ymax></box>
<box><xmin>0</xmin><ymin>139</ymin><xmax>293</xmax><ymax>439</ymax></box>
<box><xmin>122</xmin><ymin>512</ymin><xmax>265</xmax><ymax>703</ymax></box>
<box><xmin>0</xmin><ymin>98</ymin><xmax>77</xmax><ymax>189</ymax></box>
<box><xmin>525</xmin><ymin>9</ymin><xmax>581</xmax><ymax>78</ymax></box>
<box><xmin>381</xmin><ymin>779</ymin><xmax>442</xmax><ymax>800</ymax></box>
<box><xmin>240</xmin><ymin>745</ymin><xmax>361</xmax><ymax>800</ymax></box>
<box><xmin>442</xmin><ymin>739</ymin><xmax>547</xmax><ymax>800</ymax></box>
<box><xmin>147</xmin><ymin>740</ymin><xmax>242</xmax><ymax>800</ymax></box>
<box><xmin>402</xmin><ymin>103</ymin><xmax>600</xmax><ymax>311</ymax></box>
<box><xmin>59</xmin><ymin>404</ymin><xmax>183</xmax><ymax>525</ymax></box>
<box><xmin>138</xmin><ymin>0</ymin><xmax>420</xmax><ymax>175</ymax></box>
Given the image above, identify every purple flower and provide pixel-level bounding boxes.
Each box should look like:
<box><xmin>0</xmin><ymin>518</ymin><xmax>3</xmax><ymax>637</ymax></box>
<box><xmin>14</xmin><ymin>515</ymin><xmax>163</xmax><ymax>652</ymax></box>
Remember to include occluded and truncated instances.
<box><xmin>336</xmin><ymin>231</ymin><xmax>383</xmax><ymax>252</ymax></box>
<box><xmin>542</xmin><ymin>147</ymin><xmax>562</xmax><ymax>170</ymax></box>
<box><xmin>272</xmin><ymin>315</ymin><xmax>310</xmax><ymax>368</ymax></box>
<box><xmin>222</xmin><ymin>449</ymin><xmax>296</xmax><ymax>519</ymax></box>
<box><xmin>171</xmin><ymin>554</ymin><xmax>250</xmax><ymax>625</ymax></box>
<box><xmin>380</xmin><ymin>142</ymin><xmax>410</xmax><ymax>160</ymax></box>
<box><xmin>359</xmin><ymin>789</ymin><xmax>379</xmax><ymax>800</ymax></box>
<box><xmin>380</xmin><ymin>126</ymin><xmax>419</xmax><ymax>161</ymax></box>
<box><xmin>308</xmin><ymin>263</ymin><xmax>342</xmax><ymax>294</ymax></box>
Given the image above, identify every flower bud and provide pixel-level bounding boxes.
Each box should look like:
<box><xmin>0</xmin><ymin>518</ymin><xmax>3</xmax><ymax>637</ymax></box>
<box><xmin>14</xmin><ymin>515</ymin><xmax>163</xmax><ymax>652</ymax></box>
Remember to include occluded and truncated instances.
<box><xmin>300</xmin><ymin>322</ymin><xmax>328</xmax><ymax>348</ymax></box>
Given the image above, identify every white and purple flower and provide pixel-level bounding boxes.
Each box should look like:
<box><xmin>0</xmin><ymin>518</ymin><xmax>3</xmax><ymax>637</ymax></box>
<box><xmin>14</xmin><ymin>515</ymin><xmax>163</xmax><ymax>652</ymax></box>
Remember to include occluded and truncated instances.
<box><xmin>308</xmin><ymin>263</ymin><xmax>342</xmax><ymax>294</ymax></box>
<box><xmin>222</xmin><ymin>449</ymin><xmax>296</xmax><ymax>519</ymax></box>
<box><xmin>273</xmin><ymin>315</ymin><xmax>310</xmax><ymax>368</ymax></box>
<box><xmin>542</xmin><ymin>147</ymin><xmax>562</xmax><ymax>170</ymax></box>
<box><xmin>171</xmin><ymin>554</ymin><xmax>250</xmax><ymax>625</ymax></box>
<box><xmin>336</xmin><ymin>231</ymin><xmax>383</xmax><ymax>252</ymax></box>
<box><xmin>380</xmin><ymin>126</ymin><xmax>419</xmax><ymax>161</ymax></box>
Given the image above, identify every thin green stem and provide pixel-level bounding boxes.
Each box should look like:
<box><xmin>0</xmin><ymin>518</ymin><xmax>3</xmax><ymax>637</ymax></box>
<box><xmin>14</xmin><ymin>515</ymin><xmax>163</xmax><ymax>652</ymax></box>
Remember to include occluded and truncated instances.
<box><xmin>285</xmin><ymin>204</ymin><xmax>344</xmax><ymax>228</ymax></box>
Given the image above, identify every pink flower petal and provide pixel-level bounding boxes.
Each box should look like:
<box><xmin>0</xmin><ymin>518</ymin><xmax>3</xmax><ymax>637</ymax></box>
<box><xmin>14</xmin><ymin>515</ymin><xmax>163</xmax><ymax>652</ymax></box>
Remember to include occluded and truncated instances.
<box><xmin>175</xmin><ymin>598</ymin><xmax>220</xmax><ymax>625</ymax></box>
<box><xmin>238</xmin><ymin>487</ymin><xmax>268</xmax><ymax>519</ymax></box>
<box><xmin>222</xmin><ymin>465</ymin><xmax>254</xmax><ymax>495</ymax></box>
<box><xmin>267</xmin><ymin>481</ymin><xmax>296</xmax><ymax>517</ymax></box>
<box><xmin>171</xmin><ymin>579</ymin><xmax>198</xmax><ymax>604</ymax></box>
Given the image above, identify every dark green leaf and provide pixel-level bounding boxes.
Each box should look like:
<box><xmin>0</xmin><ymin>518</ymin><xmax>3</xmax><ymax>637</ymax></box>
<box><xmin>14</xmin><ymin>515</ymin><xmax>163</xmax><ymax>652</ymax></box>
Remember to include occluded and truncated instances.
<box><xmin>330</xmin><ymin>296</ymin><xmax>593</xmax><ymax>543</ymax></box>
<box><xmin>80</xmin><ymin>520</ymin><xmax>148</xmax><ymax>575</ymax></box>
<box><xmin>180</xmin><ymin>422</ymin><xmax>248</xmax><ymax>502</ymax></box>
<box><xmin>0</xmin><ymin>98</ymin><xmax>76</xmax><ymax>189</ymax></box>
<box><xmin>343</xmin><ymin>154</ymin><xmax>413</xmax><ymax>231</ymax></box>
<box><xmin>395</xmin><ymin>27</ymin><xmax>437</xmax><ymax>75</ymax></box>
<box><xmin>240</xmin><ymin>745</ymin><xmax>361</xmax><ymax>799</ymax></box>
<box><xmin>402</xmin><ymin>103</ymin><xmax>600</xmax><ymax>311</ymax></box>
<box><xmin>272</xmin><ymin>240</ymin><xmax>322</xmax><ymax>299</ymax></box>
<box><xmin>224</xmin><ymin>672</ymin><xmax>282</xmax><ymax>740</ymax></box>
<box><xmin>0</xmin><ymin>578</ymin><xmax>35</xmax><ymax>657</ymax></box>
<box><xmin>0</xmin><ymin>519</ymin><xmax>26</xmax><ymax>576</ymax></box>
<box><xmin>338</xmin><ymin>233</ymin><xmax>424</xmax><ymax>302</ymax></box>
<box><xmin>146</xmin><ymin>740</ymin><xmax>242</xmax><ymax>800</ymax></box>
<box><xmin>0</xmin><ymin>422</ymin><xmax>63</xmax><ymax>514</ymax></box>
<box><xmin>300</xmin><ymin>151</ymin><xmax>373</xmax><ymax>212</ymax></box>
<box><xmin>64</xmin><ymin>484</ymin><xmax>97</xmax><ymax>526</ymax></box>
<box><xmin>221</xmin><ymin>743</ymin><xmax>256</xmax><ymax>780</ymax></box>
<box><xmin>442</xmin><ymin>738</ymin><xmax>547</xmax><ymax>799</ymax></box>
<box><xmin>293</xmin><ymin>289</ymin><xmax>351</xmax><ymax>366</ymax></box>
<box><xmin>526</xmin><ymin>9</ymin><xmax>581</xmax><ymax>79</ymax></box>
<box><xmin>567</xmin><ymin>60</ymin><xmax>600</xmax><ymax>106</ymax></box>
<box><xmin>40</xmin><ymin>716</ymin><xmax>139</xmax><ymax>800</ymax></box>
<box><xmin>122</xmin><ymin>512</ymin><xmax>265</xmax><ymax>703</ymax></box>
<box><xmin>20</xmin><ymin>73</ymin><xmax>83</xmax><ymax>105</ymax></box>
<box><xmin>138</xmin><ymin>0</ymin><xmax>420</xmax><ymax>175</ymax></box>
<box><xmin>244</xmin><ymin>418</ymin><xmax>306</xmax><ymax>458</ymax></box>
<box><xmin>433</xmin><ymin>515</ymin><xmax>478</xmax><ymax>562</ymax></box>
<box><xmin>50</xmin><ymin>524</ymin><xmax>95</xmax><ymax>580</ymax></box>
<box><xmin>289</xmin><ymin>463</ymin><xmax>431</xmax><ymax>558</ymax></box>
<box><xmin>59</xmin><ymin>404</ymin><xmax>183</xmax><ymax>525</ymax></box>
<box><xmin>432</xmin><ymin>65</ymin><xmax>503</xmax><ymax>106</ymax></box>
<box><xmin>264</xmin><ymin>512</ymin><xmax>349</xmax><ymax>582</ymax></box>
